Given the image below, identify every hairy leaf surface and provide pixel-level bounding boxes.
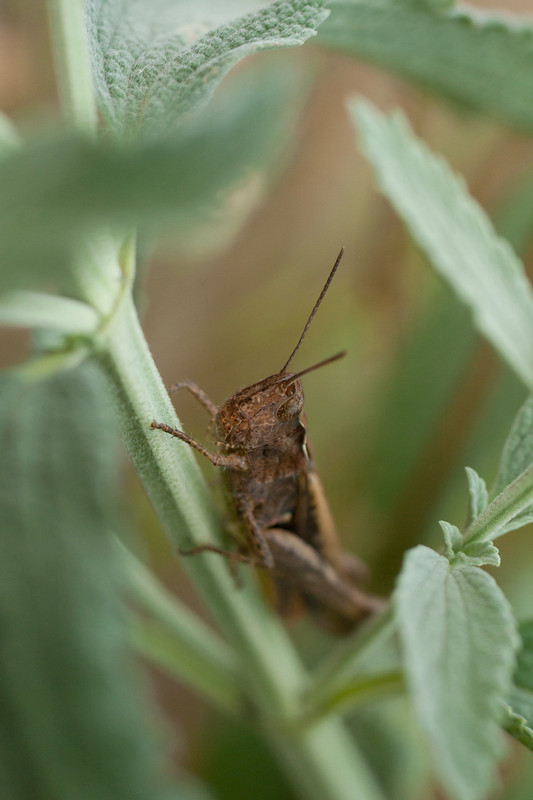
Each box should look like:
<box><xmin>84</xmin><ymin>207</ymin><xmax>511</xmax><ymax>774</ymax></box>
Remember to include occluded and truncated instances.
<box><xmin>352</xmin><ymin>100</ymin><xmax>533</xmax><ymax>391</ymax></box>
<box><xmin>395</xmin><ymin>546</ymin><xmax>518</xmax><ymax>800</ymax></box>
<box><xmin>85</xmin><ymin>0</ymin><xmax>328</xmax><ymax>136</ymax></box>
<box><xmin>320</xmin><ymin>1</ymin><xmax>533</xmax><ymax>133</ymax></box>
<box><xmin>0</xmin><ymin>366</ymin><xmax>191</xmax><ymax>799</ymax></box>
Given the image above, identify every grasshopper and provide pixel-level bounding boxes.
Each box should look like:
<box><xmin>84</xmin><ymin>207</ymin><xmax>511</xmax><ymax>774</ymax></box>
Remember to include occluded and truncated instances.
<box><xmin>151</xmin><ymin>249</ymin><xmax>382</xmax><ymax>630</ymax></box>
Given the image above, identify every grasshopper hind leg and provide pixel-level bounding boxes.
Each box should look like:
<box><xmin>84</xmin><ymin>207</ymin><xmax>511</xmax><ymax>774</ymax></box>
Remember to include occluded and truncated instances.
<box><xmin>265</xmin><ymin>528</ymin><xmax>383</xmax><ymax>629</ymax></box>
<box><xmin>334</xmin><ymin>551</ymin><xmax>370</xmax><ymax>585</ymax></box>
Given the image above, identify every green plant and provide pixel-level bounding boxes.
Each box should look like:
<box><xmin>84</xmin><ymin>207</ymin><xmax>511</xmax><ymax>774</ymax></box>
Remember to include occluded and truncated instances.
<box><xmin>2</xmin><ymin>1</ymin><xmax>533</xmax><ymax>799</ymax></box>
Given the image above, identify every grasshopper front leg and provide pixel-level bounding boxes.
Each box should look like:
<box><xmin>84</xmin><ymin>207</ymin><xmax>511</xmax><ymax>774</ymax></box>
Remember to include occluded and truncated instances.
<box><xmin>150</xmin><ymin>421</ymin><xmax>247</xmax><ymax>470</ymax></box>
<box><xmin>166</xmin><ymin>380</ymin><xmax>218</xmax><ymax>418</ymax></box>
<box><xmin>151</xmin><ymin>420</ymin><xmax>275</xmax><ymax>568</ymax></box>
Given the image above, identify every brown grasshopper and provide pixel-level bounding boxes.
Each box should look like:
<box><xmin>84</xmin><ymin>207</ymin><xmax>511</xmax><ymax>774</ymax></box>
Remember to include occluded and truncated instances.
<box><xmin>151</xmin><ymin>249</ymin><xmax>382</xmax><ymax>630</ymax></box>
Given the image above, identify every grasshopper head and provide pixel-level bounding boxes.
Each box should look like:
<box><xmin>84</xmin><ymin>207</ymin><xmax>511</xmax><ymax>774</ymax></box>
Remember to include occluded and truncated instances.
<box><xmin>215</xmin><ymin>372</ymin><xmax>305</xmax><ymax>451</ymax></box>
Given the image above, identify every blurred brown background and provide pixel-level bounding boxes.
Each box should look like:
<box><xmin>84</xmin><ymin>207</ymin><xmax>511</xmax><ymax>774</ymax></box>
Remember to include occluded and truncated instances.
<box><xmin>2</xmin><ymin>2</ymin><xmax>533</xmax><ymax>797</ymax></box>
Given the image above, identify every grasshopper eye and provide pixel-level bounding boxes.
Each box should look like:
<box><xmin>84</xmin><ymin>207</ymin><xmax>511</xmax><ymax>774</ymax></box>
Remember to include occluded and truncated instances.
<box><xmin>276</xmin><ymin>393</ymin><xmax>304</xmax><ymax>421</ymax></box>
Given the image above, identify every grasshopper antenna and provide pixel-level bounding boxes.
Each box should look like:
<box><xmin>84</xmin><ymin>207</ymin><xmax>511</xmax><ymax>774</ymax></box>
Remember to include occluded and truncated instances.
<box><xmin>280</xmin><ymin>247</ymin><xmax>345</xmax><ymax>374</ymax></box>
<box><xmin>277</xmin><ymin>351</ymin><xmax>347</xmax><ymax>389</ymax></box>
<box><xmin>289</xmin><ymin>350</ymin><xmax>346</xmax><ymax>381</ymax></box>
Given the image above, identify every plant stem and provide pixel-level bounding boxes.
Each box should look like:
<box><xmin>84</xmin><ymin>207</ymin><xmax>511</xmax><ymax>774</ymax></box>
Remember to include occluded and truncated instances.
<box><xmin>96</xmin><ymin>294</ymin><xmax>386</xmax><ymax>800</ymax></box>
<box><xmin>270</xmin><ymin>723</ymin><xmax>387</xmax><ymax>800</ymax></box>
<box><xmin>45</xmin><ymin>2</ymin><xmax>387</xmax><ymax>797</ymax></box>
<box><xmin>307</xmin><ymin>605</ymin><xmax>395</xmax><ymax>709</ymax></box>
<box><xmin>463</xmin><ymin>463</ymin><xmax>533</xmax><ymax>545</ymax></box>
<box><xmin>46</xmin><ymin>0</ymin><xmax>121</xmax><ymax>315</ymax></box>
<box><xmin>46</xmin><ymin>0</ymin><xmax>98</xmax><ymax>133</ymax></box>
<box><xmin>297</xmin><ymin>670</ymin><xmax>404</xmax><ymax>728</ymax></box>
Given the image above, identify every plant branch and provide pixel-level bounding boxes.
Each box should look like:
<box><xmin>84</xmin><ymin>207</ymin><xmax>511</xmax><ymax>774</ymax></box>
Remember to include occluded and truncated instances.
<box><xmin>43</xmin><ymin>3</ymin><xmax>387</xmax><ymax>797</ymax></box>
<box><xmin>46</xmin><ymin>0</ymin><xmax>98</xmax><ymax>133</ymax></box>
<box><xmin>96</xmin><ymin>294</ymin><xmax>387</xmax><ymax>800</ymax></box>
<box><xmin>297</xmin><ymin>670</ymin><xmax>404</xmax><ymax>729</ymax></box>
<box><xmin>463</xmin><ymin>462</ymin><xmax>533</xmax><ymax>545</ymax></box>
<box><xmin>307</xmin><ymin>605</ymin><xmax>396</xmax><ymax>710</ymax></box>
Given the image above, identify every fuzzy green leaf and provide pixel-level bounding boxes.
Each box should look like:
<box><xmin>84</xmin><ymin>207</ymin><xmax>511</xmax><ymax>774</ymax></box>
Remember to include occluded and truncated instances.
<box><xmin>395</xmin><ymin>546</ymin><xmax>518</xmax><ymax>800</ymax></box>
<box><xmin>462</xmin><ymin>462</ymin><xmax>533</xmax><ymax>549</ymax></box>
<box><xmin>515</xmin><ymin>621</ymin><xmax>533</xmax><ymax>692</ymax></box>
<box><xmin>460</xmin><ymin>539</ymin><xmax>500</xmax><ymax>569</ymax></box>
<box><xmin>494</xmin><ymin>395</ymin><xmax>533</xmax><ymax>496</ymax></box>
<box><xmin>502</xmin><ymin>703</ymin><xmax>533</xmax><ymax>752</ymax></box>
<box><xmin>0</xmin><ymin>366</ymin><xmax>183</xmax><ymax>799</ymax></box>
<box><xmin>454</xmin><ymin>468</ymin><xmax>499</xmax><ymax>565</ymax></box>
<box><xmin>85</xmin><ymin>0</ymin><xmax>328</xmax><ymax>136</ymax></box>
<box><xmin>440</xmin><ymin>519</ymin><xmax>500</xmax><ymax>569</ymax></box>
<box><xmin>504</xmin><ymin>621</ymin><xmax>533</xmax><ymax>751</ymax></box>
<box><xmin>493</xmin><ymin>509</ymin><xmax>533</xmax><ymax>537</ymax></box>
<box><xmin>440</xmin><ymin>520</ymin><xmax>463</xmax><ymax>560</ymax></box>
<box><xmin>351</xmin><ymin>99</ymin><xmax>533</xmax><ymax>391</ymax></box>
<box><xmin>490</xmin><ymin>396</ymin><xmax>533</xmax><ymax>534</ymax></box>
<box><xmin>319</xmin><ymin>2</ymin><xmax>533</xmax><ymax>134</ymax></box>
<box><xmin>0</xmin><ymin>291</ymin><xmax>100</xmax><ymax>333</ymax></box>
<box><xmin>0</xmin><ymin>68</ymin><xmax>293</xmax><ymax>297</ymax></box>
<box><xmin>466</xmin><ymin>466</ymin><xmax>489</xmax><ymax>521</ymax></box>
